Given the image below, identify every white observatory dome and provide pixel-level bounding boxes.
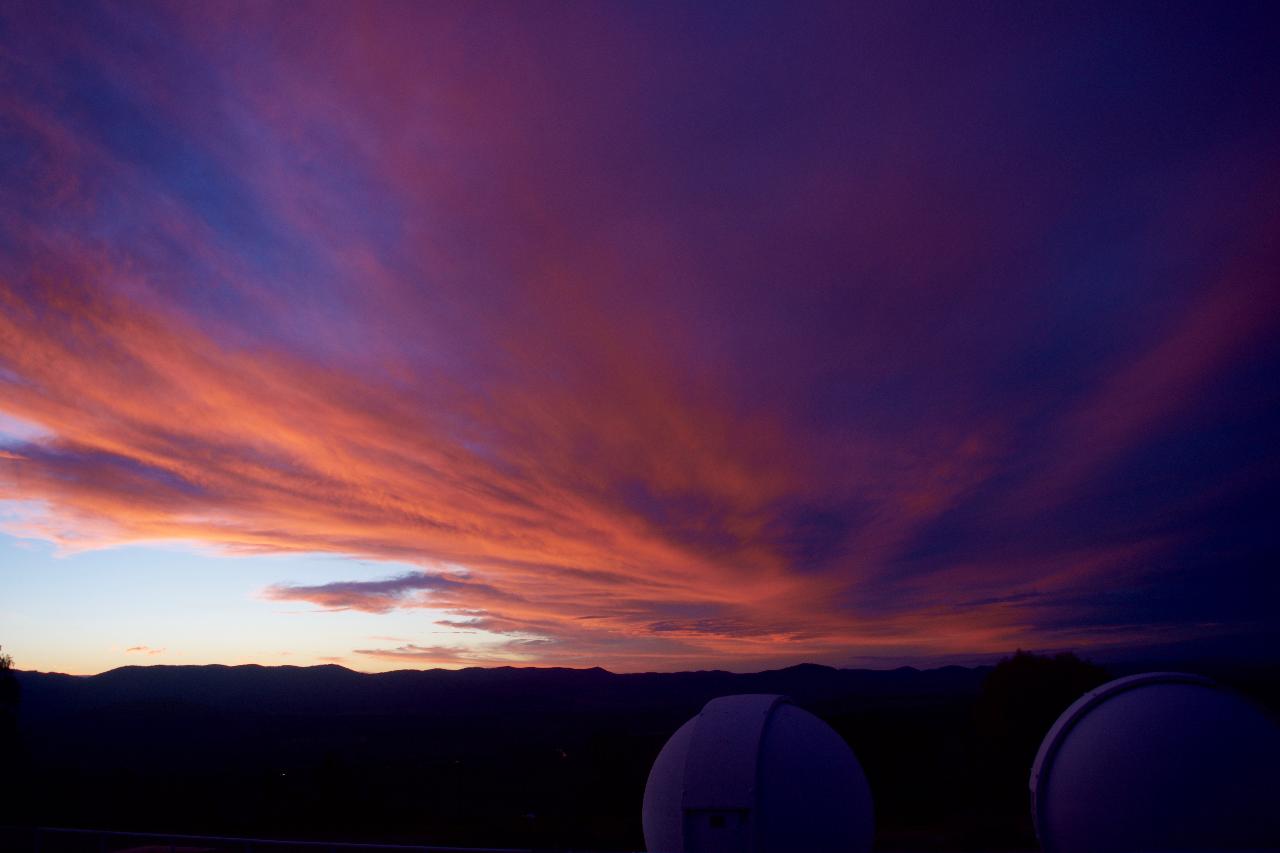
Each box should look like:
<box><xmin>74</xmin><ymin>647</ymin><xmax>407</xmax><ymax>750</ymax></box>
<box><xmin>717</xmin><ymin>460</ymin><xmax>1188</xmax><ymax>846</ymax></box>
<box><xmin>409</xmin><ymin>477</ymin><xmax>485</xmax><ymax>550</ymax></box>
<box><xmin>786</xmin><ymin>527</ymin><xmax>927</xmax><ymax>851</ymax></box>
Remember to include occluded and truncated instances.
<box><xmin>1030</xmin><ymin>671</ymin><xmax>1280</xmax><ymax>853</ymax></box>
<box><xmin>642</xmin><ymin>694</ymin><xmax>873</xmax><ymax>853</ymax></box>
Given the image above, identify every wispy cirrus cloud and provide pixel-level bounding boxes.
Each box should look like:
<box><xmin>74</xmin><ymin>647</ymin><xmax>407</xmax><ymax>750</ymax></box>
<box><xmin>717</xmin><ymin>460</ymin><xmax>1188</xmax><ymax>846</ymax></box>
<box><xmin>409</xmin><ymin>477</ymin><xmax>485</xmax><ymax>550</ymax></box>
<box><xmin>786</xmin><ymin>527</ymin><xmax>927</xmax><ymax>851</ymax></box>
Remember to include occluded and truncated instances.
<box><xmin>354</xmin><ymin>640</ymin><xmax>555</xmax><ymax>668</ymax></box>
<box><xmin>262</xmin><ymin>573</ymin><xmax>512</xmax><ymax>614</ymax></box>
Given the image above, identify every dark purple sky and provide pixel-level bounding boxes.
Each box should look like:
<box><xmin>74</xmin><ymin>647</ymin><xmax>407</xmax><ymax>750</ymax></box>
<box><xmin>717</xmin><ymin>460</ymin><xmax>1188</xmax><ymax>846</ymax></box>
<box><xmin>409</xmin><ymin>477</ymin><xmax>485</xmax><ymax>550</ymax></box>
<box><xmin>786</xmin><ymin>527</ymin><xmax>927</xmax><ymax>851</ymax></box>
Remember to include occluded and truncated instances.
<box><xmin>1</xmin><ymin>1</ymin><xmax>1277</xmax><ymax>671</ymax></box>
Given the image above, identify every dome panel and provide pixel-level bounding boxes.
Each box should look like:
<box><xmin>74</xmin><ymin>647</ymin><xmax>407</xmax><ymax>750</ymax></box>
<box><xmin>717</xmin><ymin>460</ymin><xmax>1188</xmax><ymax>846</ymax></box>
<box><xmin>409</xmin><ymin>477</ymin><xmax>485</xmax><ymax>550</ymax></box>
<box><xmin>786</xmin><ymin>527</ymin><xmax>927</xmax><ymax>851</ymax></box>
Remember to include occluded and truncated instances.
<box><xmin>756</xmin><ymin>703</ymin><xmax>874</xmax><ymax>853</ymax></box>
<box><xmin>1031</xmin><ymin>672</ymin><xmax>1280</xmax><ymax>853</ymax></box>
<box><xmin>642</xmin><ymin>694</ymin><xmax>873</xmax><ymax>853</ymax></box>
<box><xmin>643</xmin><ymin>716</ymin><xmax>697</xmax><ymax>853</ymax></box>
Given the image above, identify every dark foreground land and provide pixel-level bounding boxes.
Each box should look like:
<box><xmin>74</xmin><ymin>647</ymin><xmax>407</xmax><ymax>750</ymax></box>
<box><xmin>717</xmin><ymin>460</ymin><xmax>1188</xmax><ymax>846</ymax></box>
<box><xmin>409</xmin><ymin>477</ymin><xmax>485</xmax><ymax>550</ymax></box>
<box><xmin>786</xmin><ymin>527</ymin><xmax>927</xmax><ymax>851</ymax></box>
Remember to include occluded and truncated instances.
<box><xmin>2</xmin><ymin>655</ymin><xmax>1277</xmax><ymax>851</ymax></box>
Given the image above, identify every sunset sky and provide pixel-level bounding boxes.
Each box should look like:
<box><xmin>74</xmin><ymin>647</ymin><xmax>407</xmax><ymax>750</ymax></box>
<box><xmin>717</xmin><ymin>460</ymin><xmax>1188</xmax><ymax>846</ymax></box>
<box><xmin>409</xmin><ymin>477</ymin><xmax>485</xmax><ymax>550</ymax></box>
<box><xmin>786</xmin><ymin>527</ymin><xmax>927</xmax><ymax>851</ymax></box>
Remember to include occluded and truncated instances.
<box><xmin>2</xmin><ymin>1</ymin><xmax>1278</xmax><ymax>675</ymax></box>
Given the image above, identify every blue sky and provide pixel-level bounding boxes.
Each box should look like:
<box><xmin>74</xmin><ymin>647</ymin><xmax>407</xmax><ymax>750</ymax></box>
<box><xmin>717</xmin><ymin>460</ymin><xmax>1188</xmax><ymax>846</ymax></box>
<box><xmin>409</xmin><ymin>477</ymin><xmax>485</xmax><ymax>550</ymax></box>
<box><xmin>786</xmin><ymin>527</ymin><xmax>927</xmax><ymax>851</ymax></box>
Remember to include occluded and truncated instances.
<box><xmin>0</xmin><ymin>531</ymin><xmax>480</xmax><ymax>674</ymax></box>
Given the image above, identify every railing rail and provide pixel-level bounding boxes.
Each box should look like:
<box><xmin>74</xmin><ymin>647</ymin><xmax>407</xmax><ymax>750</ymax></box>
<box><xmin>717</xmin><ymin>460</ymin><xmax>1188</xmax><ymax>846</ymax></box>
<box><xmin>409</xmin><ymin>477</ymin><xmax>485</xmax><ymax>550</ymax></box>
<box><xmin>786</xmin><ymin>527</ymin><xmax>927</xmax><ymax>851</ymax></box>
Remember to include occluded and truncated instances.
<box><xmin>9</xmin><ymin>826</ymin><xmax>639</xmax><ymax>853</ymax></box>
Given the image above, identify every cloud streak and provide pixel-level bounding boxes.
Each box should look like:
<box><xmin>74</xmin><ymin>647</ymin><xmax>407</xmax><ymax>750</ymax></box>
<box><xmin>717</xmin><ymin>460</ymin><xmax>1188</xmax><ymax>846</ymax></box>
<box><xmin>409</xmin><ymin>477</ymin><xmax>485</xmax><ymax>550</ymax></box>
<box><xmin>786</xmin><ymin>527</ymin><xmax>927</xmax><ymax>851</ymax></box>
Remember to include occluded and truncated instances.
<box><xmin>263</xmin><ymin>572</ymin><xmax>513</xmax><ymax>614</ymax></box>
<box><xmin>354</xmin><ymin>641</ymin><xmax>555</xmax><ymax>668</ymax></box>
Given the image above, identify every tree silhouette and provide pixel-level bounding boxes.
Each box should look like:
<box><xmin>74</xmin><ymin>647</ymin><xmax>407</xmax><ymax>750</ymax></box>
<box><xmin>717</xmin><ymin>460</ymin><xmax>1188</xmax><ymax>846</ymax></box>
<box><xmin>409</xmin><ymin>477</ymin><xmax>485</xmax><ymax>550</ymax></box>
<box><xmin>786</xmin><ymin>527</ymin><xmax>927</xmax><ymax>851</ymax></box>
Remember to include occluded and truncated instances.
<box><xmin>0</xmin><ymin>646</ymin><xmax>19</xmax><ymax>826</ymax></box>
<box><xmin>0</xmin><ymin>645</ymin><xmax>16</xmax><ymax>727</ymax></box>
<box><xmin>969</xmin><ymin>649</ymin><xmax>1109</xmax><ymax>842</ymax></box>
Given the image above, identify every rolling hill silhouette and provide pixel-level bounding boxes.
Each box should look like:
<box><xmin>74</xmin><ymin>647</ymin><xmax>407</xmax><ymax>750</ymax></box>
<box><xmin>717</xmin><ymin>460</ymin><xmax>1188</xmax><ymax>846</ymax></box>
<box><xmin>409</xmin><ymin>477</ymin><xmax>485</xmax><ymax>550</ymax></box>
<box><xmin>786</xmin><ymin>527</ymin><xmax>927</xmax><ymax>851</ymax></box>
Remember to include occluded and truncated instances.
<box><xmin>6</xmin><ymin>659</ymin><xmax>1277</xmax><ymax>850</ymax></box>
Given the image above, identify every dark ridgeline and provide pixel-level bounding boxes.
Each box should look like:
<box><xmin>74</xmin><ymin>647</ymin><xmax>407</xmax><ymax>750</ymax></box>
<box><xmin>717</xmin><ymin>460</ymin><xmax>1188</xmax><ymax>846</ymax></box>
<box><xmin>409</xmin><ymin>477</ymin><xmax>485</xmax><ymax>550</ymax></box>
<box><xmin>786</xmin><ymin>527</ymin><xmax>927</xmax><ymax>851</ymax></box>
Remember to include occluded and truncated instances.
<box><xmin>5</xmin><ymin>653</ymin><xmax>1278</xmax><ymax>851</ymax></box>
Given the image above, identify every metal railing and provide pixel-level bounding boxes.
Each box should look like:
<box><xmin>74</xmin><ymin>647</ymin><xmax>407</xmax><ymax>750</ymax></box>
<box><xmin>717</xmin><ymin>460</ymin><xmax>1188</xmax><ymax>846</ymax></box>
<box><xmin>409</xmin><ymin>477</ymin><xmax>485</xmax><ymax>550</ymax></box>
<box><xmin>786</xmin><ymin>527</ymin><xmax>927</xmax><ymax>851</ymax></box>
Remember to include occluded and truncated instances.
<box><xmin>9</xmin><ymin>826</ymin><xmax>636</xmax><ymax>853</ymax></box>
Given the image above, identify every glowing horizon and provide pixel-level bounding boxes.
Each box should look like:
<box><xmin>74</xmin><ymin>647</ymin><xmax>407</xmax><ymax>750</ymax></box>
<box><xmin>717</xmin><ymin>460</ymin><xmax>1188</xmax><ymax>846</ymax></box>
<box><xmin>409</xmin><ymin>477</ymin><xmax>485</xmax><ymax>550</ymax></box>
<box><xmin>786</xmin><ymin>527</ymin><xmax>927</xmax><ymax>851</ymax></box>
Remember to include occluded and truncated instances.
<box><xmin>2</xmin><ymin>2</ymin><xmax>1277</xmax><ymax>675</ymax></box>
